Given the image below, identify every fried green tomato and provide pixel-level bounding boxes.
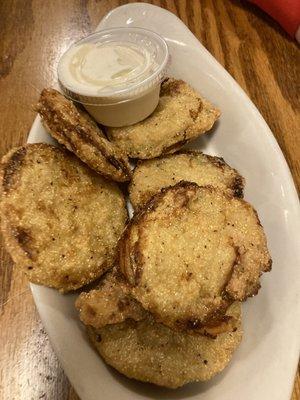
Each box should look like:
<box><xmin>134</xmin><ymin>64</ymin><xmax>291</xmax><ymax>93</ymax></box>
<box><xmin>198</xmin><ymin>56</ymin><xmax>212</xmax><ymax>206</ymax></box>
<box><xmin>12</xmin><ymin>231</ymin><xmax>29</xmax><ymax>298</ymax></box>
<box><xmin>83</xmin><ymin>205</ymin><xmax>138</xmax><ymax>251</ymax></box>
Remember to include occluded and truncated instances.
<box><xmin>36</xmin><ymin>88</ymin><xmax>132</xmax><ymax>182</ymax></box>
<box><xmin>106</xmin><ymin>78</ymin><xmax>220</xmax><ymax>159</ymax></box>
<box><xmin>0</xmin><ymin>144</ymin><xmax>127</xmax><ymax>291</ymax></box>
<box><xmin>129</xmin><ymin>151</ymin><xmax>244</xmax><ymax>209</ymax></box>
<box><xmin>119</xmin><ymin>182</ymin><xmax>271</xmax><ymax>331</ymax></box>
<box><xmin>87</xmin><ymin>302</ymin><xmax>242</xmax><ymax>388</ymax></box>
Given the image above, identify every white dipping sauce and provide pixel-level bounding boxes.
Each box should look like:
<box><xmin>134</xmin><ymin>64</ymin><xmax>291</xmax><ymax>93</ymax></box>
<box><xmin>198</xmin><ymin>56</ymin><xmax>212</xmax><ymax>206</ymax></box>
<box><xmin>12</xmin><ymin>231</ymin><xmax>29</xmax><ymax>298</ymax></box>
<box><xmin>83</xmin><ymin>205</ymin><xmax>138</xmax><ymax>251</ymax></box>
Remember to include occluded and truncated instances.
<box><xmin>58</xmin><ymin>28</ymin><xmax>169</xmax><ymax>127</ymax></box>
<box><xmin>63</xmin><ymin>42</ymin><xmax>155</xmax><ymax>95</ymax></box>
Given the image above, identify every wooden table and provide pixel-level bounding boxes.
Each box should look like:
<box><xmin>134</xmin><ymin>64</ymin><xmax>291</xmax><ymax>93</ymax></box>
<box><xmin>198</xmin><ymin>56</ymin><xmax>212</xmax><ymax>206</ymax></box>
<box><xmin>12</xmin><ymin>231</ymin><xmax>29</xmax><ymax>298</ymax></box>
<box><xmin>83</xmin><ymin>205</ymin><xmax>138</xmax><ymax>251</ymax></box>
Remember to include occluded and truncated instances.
<box><xmin>0</xmin><ymin>1</ymin><xmax>299</xmax><ymax>399</ymax></box>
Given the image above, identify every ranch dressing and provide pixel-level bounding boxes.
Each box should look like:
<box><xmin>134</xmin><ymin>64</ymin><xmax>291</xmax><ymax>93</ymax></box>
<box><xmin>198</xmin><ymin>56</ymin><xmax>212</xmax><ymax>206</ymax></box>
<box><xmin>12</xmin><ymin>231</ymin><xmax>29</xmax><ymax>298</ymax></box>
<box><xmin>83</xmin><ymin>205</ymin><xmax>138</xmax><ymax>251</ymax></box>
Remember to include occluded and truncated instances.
<box><xmin>64</xmin><ymin>42</ymin><xmax>154</xmax><ymax>95</ymax></box>
<box><xmin>58</xmin><ymin>28</ymin><xmax>169</xmax><ymax>127</ymax></box>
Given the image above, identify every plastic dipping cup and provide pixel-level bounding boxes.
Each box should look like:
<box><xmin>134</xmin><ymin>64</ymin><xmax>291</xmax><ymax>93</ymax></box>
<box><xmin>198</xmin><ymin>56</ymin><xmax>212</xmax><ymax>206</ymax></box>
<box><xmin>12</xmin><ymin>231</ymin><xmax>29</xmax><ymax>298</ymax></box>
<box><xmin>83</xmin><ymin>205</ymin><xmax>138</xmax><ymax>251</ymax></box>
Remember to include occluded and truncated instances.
<box><xmin>57</xmin><ymin>27</ymin><xmax>169</xmax><ymax>127</ymax></box>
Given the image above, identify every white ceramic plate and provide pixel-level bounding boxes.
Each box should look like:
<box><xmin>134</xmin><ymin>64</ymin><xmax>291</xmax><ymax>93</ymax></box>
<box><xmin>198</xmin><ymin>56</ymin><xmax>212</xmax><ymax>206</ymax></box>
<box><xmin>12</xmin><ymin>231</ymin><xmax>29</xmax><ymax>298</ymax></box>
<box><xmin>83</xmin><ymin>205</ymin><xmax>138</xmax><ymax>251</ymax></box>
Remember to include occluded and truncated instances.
<box><xmin>28</xmin><ymin>3</ymin><xmax>300</xmax><ymax>400</ymax></box>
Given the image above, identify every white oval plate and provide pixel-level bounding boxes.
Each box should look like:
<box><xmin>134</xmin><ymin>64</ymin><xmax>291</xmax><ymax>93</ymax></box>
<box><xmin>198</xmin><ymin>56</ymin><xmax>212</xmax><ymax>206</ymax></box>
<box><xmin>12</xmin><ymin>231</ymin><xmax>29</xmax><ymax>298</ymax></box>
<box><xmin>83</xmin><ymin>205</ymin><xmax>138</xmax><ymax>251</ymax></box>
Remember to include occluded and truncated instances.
<box><xmin>28</xmin><ymin>3</ymin><xmax>300</xmax><ymax>400</ymax></box>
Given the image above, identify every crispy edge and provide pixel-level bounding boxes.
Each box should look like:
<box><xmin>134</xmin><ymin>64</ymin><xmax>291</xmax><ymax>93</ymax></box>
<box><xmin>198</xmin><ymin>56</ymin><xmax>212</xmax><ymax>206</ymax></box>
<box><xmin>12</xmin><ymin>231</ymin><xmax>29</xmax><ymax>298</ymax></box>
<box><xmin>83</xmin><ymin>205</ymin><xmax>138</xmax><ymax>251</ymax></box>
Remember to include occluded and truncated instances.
<box><xmin>76</xmin><ymin>269</ymin><xmax>148</xmax><ymax>329</ymax></box>
<box><xmin>119</xmin><ymin>182</ymin><xmax>208</xmax><ymax>285</ymax></box>
<box><xmin>155</xmin><ymin>79</ymin><xmax>221</xmax><ymax>156</ymax></box>
<box><xmin>76</xmin><ymin>267</ymin><xmax>240</xmax><ymax>338</ymax></box>
<box><xmin>107</xmin><ymin>78</ymin><xmax>221</xmax><ymax>159</ymax></box>
<box><xmin>86</xmin><ymin>302</ymin><xmax>242</xmax><ymax>388</ymax></box>
<box><xmin>0</xmin><ymin>142</ymin><xmax>83</xmax><ymax>194</ymax></box>
<box><xmin>35</xmin><ymin>88</ymin><xmax>132</xmax><ymax>182</ymax></box>
<box><xmin>0</xmin><ymin>145</ymin><xmax>44</xmax><ymax>278</ymax></box>
<box><xmin>223</xmin><ymin>206</ymin><xmax>272</xmax><ymax>301</ymax></box>
<box><xmin>128</xmin><ymin>150</ymin><xmax>245</xmax><ymax>210</ymax></box>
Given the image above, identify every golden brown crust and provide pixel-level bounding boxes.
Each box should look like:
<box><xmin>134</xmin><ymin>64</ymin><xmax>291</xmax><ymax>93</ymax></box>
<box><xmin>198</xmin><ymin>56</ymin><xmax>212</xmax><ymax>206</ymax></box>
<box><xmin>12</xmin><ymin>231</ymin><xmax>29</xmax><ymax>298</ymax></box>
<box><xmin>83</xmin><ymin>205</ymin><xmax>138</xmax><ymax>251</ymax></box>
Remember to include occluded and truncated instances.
<box><xmin>0</xmin><ymin>143</ymin><xmax>127</xmax><ymax>292</ymax></box>
<box><xmin>106</xmin><ymin>78</ymin><xmax>220</xmax><ymax>159</ymax></box>
<box><xmin>129</xmin><ymin>151</ymin><xmax>245</xmax><ymax>209</ymax></box>
<box><xmin>119</xmin><ymin>182</ymin><xmax>271</xmax><ymax>330</ymax></box>
<box><xmin>35</xmin><ymin>88</ymin><xmax>132</xmax><ymax>182</ymax></box>
<box><xmin>1</xmin><ymin>146</ymin><xmax>27</xmax><ymax>193</ymax></box>
<box><xmin>87</xmin><ymin>302</ymin><xmax>242</xmax><ymax>388</ymax></box>
<box><xmin>76</xmin><ymin>269</ymin><xmax>147</xmax><ymax>329</ymax></box>
<box><xmin>76</xmin><ymin>266</ymin><xmax>238</xmax><ymax>337</ymax></box>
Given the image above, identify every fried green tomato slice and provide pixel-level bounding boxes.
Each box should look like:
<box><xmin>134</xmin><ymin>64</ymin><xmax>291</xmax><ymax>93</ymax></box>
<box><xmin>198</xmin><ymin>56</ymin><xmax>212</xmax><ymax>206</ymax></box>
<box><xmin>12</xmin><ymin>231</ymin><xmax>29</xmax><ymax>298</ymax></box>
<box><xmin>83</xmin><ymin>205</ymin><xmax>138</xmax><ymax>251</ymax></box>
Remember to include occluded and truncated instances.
<box><xmin>106</xmin><ymin>78</ymin><xmax>220</xmax><ymax>159</ymax></box>
<box><xmin>36</xmin><ymin>88</ymin><xmax>132</xmax><ymax>182</ymax></box>
<box><xmin>129</xmin><ymin>151</ymin><xmax>244</xmax><ymax>209</ymax></box>
<box><xmin>0</xmin><ymin>143</ymin><xmax>127</xmax><ymax>291</ymax></box>
<box><xmin>119</xmin><ymin>182</ymin><xmax>271</xmax><ymax>331</ymax></box>
<box><xmin>87</xmin><ymin>302</ymin><xmax>242</xmax><ymax>388</ymax></box>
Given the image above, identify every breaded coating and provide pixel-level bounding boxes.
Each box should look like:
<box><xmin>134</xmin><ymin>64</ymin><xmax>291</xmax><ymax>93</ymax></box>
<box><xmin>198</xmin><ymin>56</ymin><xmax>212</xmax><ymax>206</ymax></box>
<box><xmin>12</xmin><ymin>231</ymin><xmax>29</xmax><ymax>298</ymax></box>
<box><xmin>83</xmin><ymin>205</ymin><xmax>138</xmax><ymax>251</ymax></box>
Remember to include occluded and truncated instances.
<box><xmin>106</xmin><ymin>78</ymin><xmax>220</xmax><ymax>159</ymax></box>
<box><xmin>76</xmin><ymin>268</ymin><xmax>238</xmax><ymax>337</ymax></box>
<box><xmin>129</xmin><ymin>151</ymin><xmax>244</xmax><ymax>209</ymax></box>
<box><xmin>76</xmin><ymin>269</ymin><xmax>147</xmax><ymax>329</ymax></box>
<box><xmin>87</xmin><ymin>302</ymin><xmax>242</xmax><ymax>388</ymax></box>
<box><xmin>119</xmin><ymin>182</ymin><xmax>271</xmax><ymax>331</ymax></box>
<box><xmin>0</xmin><ymin>144</ymin><xmax>127</xmax><ymax>292</ymax></box>
<box><xmin>36</xmin><ymin>88</ymin><xmax>132</xmax><ymax>182</ymax></box>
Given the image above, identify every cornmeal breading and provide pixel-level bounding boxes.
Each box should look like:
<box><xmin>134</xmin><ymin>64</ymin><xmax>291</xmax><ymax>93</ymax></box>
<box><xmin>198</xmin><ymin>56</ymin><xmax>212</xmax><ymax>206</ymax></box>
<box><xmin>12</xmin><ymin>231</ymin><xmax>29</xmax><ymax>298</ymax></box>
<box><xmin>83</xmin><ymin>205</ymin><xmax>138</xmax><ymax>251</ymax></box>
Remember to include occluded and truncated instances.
<box><xmin>119</xmin><ymin>182</ymin><xmax>271</xmax><ymax>331</ymax></box>
<box><xmin>129</xmin><ymin>151</ymin><xmax>244</xmax><ymax>209</ymax></box>
<box><xmin>0</xmin><ymin>144</ymin><xmax>127</xmax><ymax>291</ymax></box>
<box><xmin>76</xmin><ymin>268</ymin><xmax>238</xmax><ymax>337</ymax></box>
<box><xmin>87</xmin><ymin>302</ymin><xmax>242</xmax><ymax>388</ymax></box>
<box><xmin>36</xmin><ymin>89</ymin><xmax>132</xmax><ymax>182</ymax></box>
<box><xmin>106</xmin><ymin>78</ymin><xmax>220</xmax><ymax>159</ymax></box>
<box><xmin>76</xmin><ymin>269</ymin><xmax>147</xmax><ymax>329</ymax></box>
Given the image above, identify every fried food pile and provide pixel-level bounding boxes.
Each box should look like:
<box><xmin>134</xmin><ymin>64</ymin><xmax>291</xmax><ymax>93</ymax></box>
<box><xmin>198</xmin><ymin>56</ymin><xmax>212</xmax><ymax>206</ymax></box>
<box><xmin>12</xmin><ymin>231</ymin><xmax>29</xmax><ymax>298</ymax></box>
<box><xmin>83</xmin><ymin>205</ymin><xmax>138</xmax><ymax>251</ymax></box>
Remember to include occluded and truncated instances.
<box><xmin>77</xmin><ymin>269</ymin><xmax>243</xmax><ymax>388</ymax></box>
<box><xmin>0</xmin><ymin>79</ymin><xmax>271</xmax><ymax>387</ymax></box>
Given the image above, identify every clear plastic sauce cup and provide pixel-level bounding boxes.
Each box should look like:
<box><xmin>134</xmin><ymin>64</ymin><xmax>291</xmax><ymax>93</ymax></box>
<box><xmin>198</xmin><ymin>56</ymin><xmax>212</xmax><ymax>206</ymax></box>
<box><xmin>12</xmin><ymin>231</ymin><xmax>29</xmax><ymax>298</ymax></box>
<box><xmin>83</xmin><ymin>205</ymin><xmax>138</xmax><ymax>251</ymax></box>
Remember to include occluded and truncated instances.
<box><xmin>57</xmin><ymin>27</ymin><xmax>169</xmax><ymax>127</ymax></box>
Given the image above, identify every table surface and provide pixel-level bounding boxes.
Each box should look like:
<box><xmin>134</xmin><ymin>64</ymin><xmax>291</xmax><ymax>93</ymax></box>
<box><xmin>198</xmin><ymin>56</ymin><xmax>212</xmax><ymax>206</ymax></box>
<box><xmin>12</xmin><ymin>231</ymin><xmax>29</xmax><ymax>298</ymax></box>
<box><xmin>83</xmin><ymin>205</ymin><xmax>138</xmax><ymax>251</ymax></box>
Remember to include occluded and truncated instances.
<box><xmin>0</xmin><ymin>1</ymin><xmax>299</xmax><ymax>399</ymax></box>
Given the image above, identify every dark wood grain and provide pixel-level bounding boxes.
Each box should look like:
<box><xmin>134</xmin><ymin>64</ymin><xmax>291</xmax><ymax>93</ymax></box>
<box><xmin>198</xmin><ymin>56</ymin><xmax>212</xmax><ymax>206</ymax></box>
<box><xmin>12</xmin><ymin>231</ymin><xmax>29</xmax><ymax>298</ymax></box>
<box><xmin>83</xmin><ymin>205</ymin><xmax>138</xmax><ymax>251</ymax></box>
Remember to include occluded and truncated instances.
<box><xmin>0</xmin><ymin>1</ymin><xmax>299</xmax><ymax>399</ymax></box>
